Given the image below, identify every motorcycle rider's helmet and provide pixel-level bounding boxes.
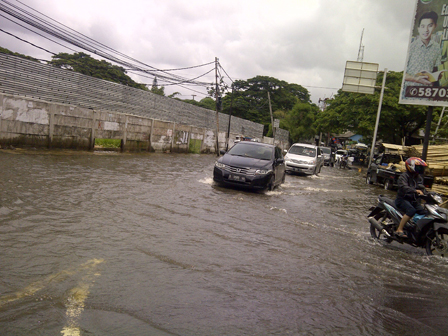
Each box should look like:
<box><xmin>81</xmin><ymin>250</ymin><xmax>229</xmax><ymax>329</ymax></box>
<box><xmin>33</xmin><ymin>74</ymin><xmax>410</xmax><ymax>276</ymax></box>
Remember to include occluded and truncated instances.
<box><xmin>405</xmin><ymin>157</ymin><xmax>428</xmax><ymax>174</ymax></box>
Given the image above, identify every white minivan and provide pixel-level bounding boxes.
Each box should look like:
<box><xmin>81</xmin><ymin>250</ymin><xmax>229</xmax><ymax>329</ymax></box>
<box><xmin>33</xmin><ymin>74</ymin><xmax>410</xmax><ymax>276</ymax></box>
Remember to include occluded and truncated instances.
<box><xmin>284</xmin><ymin>143</ymin><xmax>324</xmax><ymax>175</ymax></box>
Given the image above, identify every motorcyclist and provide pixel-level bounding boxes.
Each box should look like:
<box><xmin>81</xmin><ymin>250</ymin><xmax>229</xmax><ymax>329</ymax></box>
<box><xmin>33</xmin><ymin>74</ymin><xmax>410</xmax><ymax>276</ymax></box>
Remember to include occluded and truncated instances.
<box><xmin>394</xmin><ymin>157</ymin><xmax>428</xmax><ymax>238</ymax></box>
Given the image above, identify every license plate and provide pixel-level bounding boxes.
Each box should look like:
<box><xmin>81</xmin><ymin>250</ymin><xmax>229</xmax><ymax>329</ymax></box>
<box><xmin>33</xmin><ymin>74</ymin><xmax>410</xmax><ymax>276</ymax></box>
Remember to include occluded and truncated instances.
<box><xmin>229</xmin><ymin>174</ymin><xmax>245</xmax><ymax>182</ymax></box>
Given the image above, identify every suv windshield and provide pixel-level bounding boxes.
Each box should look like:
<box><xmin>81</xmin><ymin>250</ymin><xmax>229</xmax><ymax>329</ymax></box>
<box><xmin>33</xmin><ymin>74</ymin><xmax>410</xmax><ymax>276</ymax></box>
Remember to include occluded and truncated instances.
<box><xmin>289</xmin><ymin>146</ymin><xmax>316</xmax><ymax>157</ymax></box>
<box><xmin>228</xmin><ymin>143</ymin><xmax>273</xmax><ymax>160</ymax></box>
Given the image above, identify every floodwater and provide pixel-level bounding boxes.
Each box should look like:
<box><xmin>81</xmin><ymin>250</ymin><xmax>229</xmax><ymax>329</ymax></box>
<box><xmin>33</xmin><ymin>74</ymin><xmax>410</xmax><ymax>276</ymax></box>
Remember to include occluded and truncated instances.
<box><xmin>1</xmin><ymin>150</ymin><xmax>448</xmax><ymax>336</ymax></box>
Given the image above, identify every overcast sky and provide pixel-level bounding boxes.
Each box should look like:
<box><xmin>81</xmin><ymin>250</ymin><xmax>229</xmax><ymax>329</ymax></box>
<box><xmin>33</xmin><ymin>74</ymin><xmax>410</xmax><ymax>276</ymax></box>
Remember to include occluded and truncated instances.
<box><xmin>0</xmin><ymin>0</ymin><xmax>416</xmax><ymax>104</ymax></box>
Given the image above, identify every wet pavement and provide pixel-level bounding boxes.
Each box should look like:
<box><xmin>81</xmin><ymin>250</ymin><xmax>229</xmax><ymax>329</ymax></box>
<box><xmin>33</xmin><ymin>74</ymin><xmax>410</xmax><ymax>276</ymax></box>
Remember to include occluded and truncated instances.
<box><xmin>1</xmin><ymin>150</ymin><xmax>448</xmax><ymax>335</ymax></box>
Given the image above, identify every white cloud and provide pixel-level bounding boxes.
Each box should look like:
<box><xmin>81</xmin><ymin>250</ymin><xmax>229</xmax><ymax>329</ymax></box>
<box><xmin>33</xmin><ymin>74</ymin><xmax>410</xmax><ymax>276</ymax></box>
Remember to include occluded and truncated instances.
<box><xmin>0</xmin><ymin>0</ymin><xmax>416</xmax><ymax>102</ymax></box>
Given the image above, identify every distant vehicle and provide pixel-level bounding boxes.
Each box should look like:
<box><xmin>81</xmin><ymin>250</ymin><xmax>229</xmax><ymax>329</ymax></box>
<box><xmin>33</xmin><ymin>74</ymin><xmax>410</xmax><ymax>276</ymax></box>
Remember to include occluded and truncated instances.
<box><xmin>321</xmin><ymin>147</ymin><xmax>332</xmax><ymax>166</ymax></box>
<box><xmin>284</xmin><ymin>143</ymin><xmax>324</xmax><ymax>175</ymax></box>
<box><xmin>335</xmin><ymin>149</ymin><xmax>347</xmax><ymax>163</ymax></box>
<box><xmin>213</xmin><ymin>141</ymin><xmax>286</xmax><ymax>191</ymax></box>
<box><xmin>366</xmin><ymin>143</ymin><xmax>434</xmax><ymax>190</ymax></box>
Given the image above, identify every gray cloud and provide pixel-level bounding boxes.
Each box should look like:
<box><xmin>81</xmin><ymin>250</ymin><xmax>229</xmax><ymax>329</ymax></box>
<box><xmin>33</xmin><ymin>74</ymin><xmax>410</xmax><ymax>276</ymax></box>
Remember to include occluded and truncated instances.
<box><xmin>0</xmin><ymin>0</ymin><xmax>416</xmax><ymax>102</ymax></box>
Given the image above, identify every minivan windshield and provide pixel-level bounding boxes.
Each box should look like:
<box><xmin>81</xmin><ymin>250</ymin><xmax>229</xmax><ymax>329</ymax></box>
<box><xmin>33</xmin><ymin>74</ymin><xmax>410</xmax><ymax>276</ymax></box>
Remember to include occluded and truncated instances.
<box><xmin>289</xmin><ymin>145</ymin><xmax>316</xmax><ymax>157</ymax></box>
<box><xmin>228</xmin><ymin>143</ymin><xmax>273</xmax><ymax>160</ymax></box>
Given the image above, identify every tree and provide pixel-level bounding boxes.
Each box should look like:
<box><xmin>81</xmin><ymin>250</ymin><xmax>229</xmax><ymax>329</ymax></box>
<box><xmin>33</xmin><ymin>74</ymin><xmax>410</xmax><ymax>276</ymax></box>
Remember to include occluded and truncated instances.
<box><xmin>314</xmin><ymin>71</ymin><xmax>430</xmax><ymax>145</ymax></box>
<box><xmin>221</xmin><ymin>76</ymin><xmax>310</xmax><ymax>134</ymax></box>
<box><xmin>180</xmin><ymin>97</ymin><xmax>216</xmax><ymax>110</ymax></box>
<box><xmin>150</xmin><ymin>77</ymin><xmax>165</xmax><ymax>96</ymax></box>
<box><xmin>0</xmin><ymin>46</ymin><xmax>40</xmax><ymax>62</ymax></box>
<box><xmin>283</xmin><ymin>101</ymin><xmax>320</xmax><ymax>143</ymax></box>
<box><xmin>49</xmin><ymin>52</ymin><xmax>148</xmax><ymax>90</ymax></box>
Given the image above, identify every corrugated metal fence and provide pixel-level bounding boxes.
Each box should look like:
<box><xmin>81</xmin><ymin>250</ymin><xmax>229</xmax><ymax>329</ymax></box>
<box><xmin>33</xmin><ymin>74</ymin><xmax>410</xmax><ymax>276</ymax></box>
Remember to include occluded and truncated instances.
<box><xmin>0</xmin><ymin>53</ymin><xmax>273</xmax><ymax>139</ymax></box>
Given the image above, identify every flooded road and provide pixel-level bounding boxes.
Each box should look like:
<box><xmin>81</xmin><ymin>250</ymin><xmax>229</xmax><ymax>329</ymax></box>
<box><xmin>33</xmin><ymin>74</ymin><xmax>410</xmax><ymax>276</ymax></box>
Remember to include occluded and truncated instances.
<box><xmin>1</xmin><ymin>150</ymin><xmax>448</xmax><ymax>336</ymax></box>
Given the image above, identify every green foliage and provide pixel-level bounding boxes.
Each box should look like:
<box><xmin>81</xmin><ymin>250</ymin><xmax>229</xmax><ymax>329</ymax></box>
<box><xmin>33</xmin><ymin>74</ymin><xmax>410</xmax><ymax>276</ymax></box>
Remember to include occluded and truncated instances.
<box><xmin>94</xmin><ymin>138</ymin><xmax>121</xmax><ymax>148</ymax></box>
<box><xmin>181</xmin><ymin>97</ymin><xmax>216</xmax><ymax>110</ymax></box>
<box><xmin>315</xmin><ymin>71</ymin><xmax>429</xmax><ymax>145</ymax></box>
<box><xmin>189</xmin><ymin>139</ymin><xmax>202</xmax><ymax>153</ymax></box>
<box><xmin>433</xmin><ymin>107</ymin><xmax>448</xmax><ymax>141</ymax></box>
<box><xmin>0</xmin><ymin>46</ymin><xmax>40</xmax><ymax>62</ymax></box>
<box><xmin>150</xmin><ymin>77</ymin><xmax>165</xmax><ymax>95</ymax></box>
<box><xmin>49</xmin><ymin>52</ymin><xmax>148</xmax><ymax>90</ymax></box>
<box><xmin>222</xmin><ymin>75</ymin><xmax>310</xmax><ymax>134</ymax></box>
<box><xmin>168</xmin><ymin>92</ymin><xmax>181</xmax><ymax>99</ymax></box>
<box><xmin>282</xmin><ymin>101</ymin><xmax>320</xmax><ymax>142</ymax></box>
<box><xmin>198</xmin><ymin>97</ymin><xmax>216</xmax><ymax>110</ymax></box>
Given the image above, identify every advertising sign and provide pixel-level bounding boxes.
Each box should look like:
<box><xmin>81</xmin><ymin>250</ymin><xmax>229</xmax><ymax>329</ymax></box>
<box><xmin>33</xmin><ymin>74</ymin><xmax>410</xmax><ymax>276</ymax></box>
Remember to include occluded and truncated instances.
<box><xmin>400</xmin><ymin>0</ymin><xmax>448</xmax><ymax>106</ymax></box>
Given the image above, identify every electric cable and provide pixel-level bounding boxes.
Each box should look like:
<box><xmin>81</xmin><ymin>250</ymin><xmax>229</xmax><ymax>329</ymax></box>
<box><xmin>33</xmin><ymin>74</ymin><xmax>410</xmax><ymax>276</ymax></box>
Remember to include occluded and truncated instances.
<box><xmin>0</xmin><ymin>0</ymin><xmax>216</xmax><ymax>88</ymax></box>
<box><xmin>0</xmin><ymin>0</ymin><xmax>234</xmax><ymax>100</ymax></box>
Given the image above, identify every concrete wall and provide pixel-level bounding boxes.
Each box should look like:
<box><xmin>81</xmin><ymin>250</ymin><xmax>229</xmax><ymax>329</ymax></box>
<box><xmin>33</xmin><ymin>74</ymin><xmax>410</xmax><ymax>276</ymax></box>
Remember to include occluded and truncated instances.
<box><xmin>0</xmin><ymin>53</ymin><xmax>266</xmax><ymax>140</ymax></box>
<box><xmin>1</xmin><ymin>93</ymin><xmax>283</xmax><ymax>153</ymax></box>
<box><xmin>0</xmin><ymin>53</ymin><xmax>290</xmax><ymax>152</ymax></box>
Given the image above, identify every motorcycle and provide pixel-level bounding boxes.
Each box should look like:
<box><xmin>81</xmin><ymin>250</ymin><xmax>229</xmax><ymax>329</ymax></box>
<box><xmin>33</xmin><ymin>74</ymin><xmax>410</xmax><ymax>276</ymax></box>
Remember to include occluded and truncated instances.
<box><xmin>339</xmin><ymin>155</ymin><xmax>349</xmax><ymax>169</ymax></box>
<box><xmin>368</xmin><ymin>192</ymin><xmax>448</xmax><ymax>256</ymax></box>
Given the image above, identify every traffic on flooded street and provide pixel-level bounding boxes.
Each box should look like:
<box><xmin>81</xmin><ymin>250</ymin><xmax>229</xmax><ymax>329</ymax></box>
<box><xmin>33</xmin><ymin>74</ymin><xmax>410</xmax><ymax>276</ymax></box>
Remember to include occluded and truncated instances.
<box><xmin>1</xmin><ymin>151</ymin><xmax>448</xmax><ymax>336</ymax></box>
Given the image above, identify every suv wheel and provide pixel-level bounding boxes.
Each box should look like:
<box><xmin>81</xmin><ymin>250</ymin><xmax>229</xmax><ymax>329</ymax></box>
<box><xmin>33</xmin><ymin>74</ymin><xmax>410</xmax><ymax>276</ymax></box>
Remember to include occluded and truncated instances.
<box><xmin>267</xmin><ymin>175</ymin><xmax>275</xmax><ymax>191</ymax></box>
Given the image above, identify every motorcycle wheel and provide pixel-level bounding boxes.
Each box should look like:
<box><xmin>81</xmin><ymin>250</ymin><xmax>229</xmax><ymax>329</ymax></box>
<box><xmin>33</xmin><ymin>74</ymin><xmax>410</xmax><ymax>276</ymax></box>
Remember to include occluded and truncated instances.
<box><xmin>370</xmin><ymin>212</ymin><xmax>393</xmax><ymax>243</ymax></box>
<box><xmin>366</xmin><ymin>175</ymin><xmax>373</xmax><ymax>185</ymax></box>
<box><xmin>384</xmin><ymin>180</ymin><xmax>392</xmax><ymax>190</ymax></box>
<box><xmin>425</xmin><ymin>228</ymin><xmax>448</xmax><ymax>257</ymax></box>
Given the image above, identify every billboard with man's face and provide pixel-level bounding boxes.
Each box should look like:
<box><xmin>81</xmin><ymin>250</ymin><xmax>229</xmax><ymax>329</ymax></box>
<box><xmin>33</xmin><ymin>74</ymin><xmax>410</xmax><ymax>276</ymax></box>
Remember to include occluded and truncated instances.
<box><xmin>400</xmin><ymin>0</ymin><xmax>448</xmax><ymax>106</ymax></box>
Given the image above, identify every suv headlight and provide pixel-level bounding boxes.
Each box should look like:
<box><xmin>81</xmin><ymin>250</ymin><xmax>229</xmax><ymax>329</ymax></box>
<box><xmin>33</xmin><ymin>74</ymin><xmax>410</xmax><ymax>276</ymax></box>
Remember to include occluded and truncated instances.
<box><xmin>215</xmin><ymin>162</ymin><xmax>227</xmax><ymax>169</ymax></box>
<box><xmin>255</xmin><ymin>169</ymin><xmax>272</xmax><ymax>175</ymax></box>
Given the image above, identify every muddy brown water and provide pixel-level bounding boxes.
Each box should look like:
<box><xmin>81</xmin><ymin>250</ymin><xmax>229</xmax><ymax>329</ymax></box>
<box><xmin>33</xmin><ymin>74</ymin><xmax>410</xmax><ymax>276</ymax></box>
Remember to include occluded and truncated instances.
<box><xmin>1</xmin><ymin>150</ymin><xmax>448</xmax><ymax>335</ymax></box>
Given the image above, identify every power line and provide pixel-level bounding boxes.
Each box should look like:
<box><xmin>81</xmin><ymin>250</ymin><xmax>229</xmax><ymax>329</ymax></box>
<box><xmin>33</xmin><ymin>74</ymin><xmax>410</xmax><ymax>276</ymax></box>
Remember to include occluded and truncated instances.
<box><xmin>0</xmin><ymin>13</ymin><xmax>77</xmax><ymax>54</ymax></box>
<box><xmin>0</xmin><ymin>27</ymin><xmax>56</xmax><ymax>56</ymax></box>
<box><xmin>0</xmin><ymin>0</ymin><xmax>217</xmax><ymax>91</ymax></box>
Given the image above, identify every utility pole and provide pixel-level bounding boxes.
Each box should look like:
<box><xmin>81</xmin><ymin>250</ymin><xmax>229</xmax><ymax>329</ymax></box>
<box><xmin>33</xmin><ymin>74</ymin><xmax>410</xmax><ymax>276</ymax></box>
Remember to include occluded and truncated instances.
<box><xmin>215</xmin><ymin>57</ymin><xmax>220</xmax><ymax>156</ymax></box>
<box><xmin>268</xmin><ymin>91</ymin><xmax>275</xmax><ymax>142</ymax></box>
<box><xmin>192</xmin><ymin>95</ymin><xmax>196</xmax><ymax>101</ymax></box>
<box><xmin>226</xmin><ymin>84</ymin><xmax>234</xmax><ymax>151</ymax></box>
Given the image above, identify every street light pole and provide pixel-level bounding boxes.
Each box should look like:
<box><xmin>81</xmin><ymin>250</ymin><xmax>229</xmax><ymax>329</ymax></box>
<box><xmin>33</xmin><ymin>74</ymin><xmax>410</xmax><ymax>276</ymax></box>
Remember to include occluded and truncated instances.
<box><xmin>369</xmin><ymin>68</ymin><xmax>387</xmax><ymax>168</ymax></box>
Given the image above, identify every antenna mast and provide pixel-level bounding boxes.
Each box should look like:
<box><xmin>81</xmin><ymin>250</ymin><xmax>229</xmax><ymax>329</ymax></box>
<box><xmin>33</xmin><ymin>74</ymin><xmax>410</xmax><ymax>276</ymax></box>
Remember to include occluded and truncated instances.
<box><xmin>357</xmin><ymin>29</ymin><xmax>365</xmax><ymax>62</ymax></box>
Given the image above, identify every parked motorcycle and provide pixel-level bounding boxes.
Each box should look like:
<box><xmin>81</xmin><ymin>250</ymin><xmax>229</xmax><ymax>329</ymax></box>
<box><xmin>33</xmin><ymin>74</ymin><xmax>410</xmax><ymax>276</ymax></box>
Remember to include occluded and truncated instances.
<box><xmin>368</xmin><ymin>192</ymin><xmax>448</xmax><ymax>256</ymax></box>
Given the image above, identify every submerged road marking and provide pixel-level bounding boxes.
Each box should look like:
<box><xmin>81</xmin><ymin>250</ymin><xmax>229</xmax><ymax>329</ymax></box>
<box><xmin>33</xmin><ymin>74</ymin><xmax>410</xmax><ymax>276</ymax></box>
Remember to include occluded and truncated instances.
<box><xmin>61</xmin><ymin>261</ymin><xmax>103</xmax><ymax>336</ymax></box>
<box><xmin>0</xmin><ymin>258</ymin><xmax>104</xmax><ymax>309</ymax></box>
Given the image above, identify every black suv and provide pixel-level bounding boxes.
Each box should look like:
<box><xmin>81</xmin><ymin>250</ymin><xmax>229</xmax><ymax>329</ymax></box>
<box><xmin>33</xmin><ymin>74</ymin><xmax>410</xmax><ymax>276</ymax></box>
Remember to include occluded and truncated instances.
<box><xmin>213</xmin><ymin>141</ymin><xmax>286</xmax><ymax>191</ymax></box>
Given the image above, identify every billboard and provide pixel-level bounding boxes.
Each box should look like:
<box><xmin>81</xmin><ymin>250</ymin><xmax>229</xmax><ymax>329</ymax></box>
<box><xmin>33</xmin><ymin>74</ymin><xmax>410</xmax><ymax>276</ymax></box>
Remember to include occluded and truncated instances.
<box><xmin>400</xmin><ymin>0</ymin><xmax>448</xmax><ymax>106</ymax></box>
<box><xmin>342</xmin><ymin>61</ymin><xmax>379</xmax><ymax>94</ymax></box>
